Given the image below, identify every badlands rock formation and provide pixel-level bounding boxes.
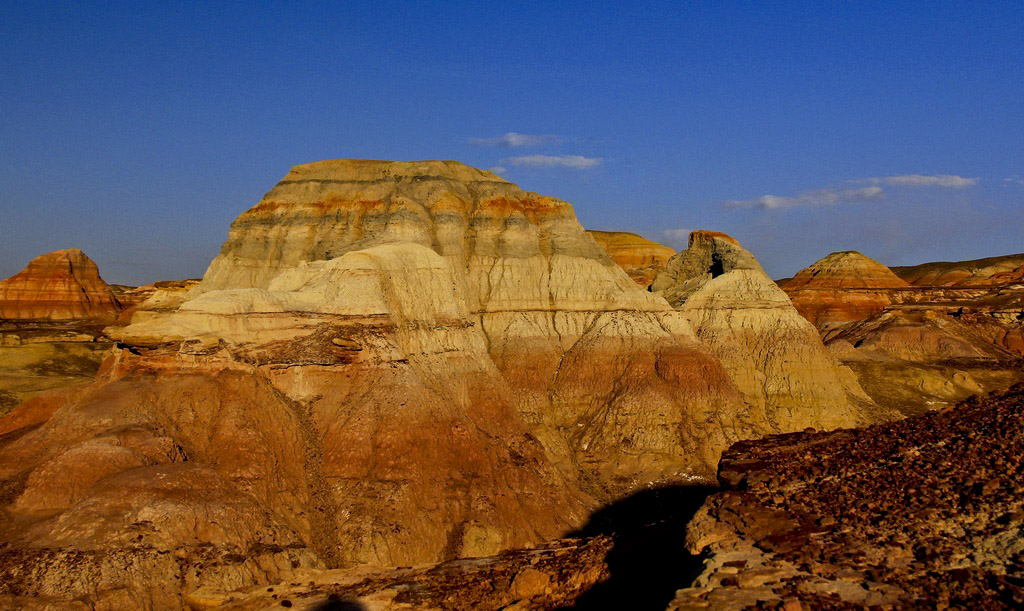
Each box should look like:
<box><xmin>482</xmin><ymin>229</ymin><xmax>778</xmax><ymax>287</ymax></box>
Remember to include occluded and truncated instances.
<box><xmin>586</xmin><ymin>230</ymin><xmax>674</xmax><ymax>287</ymax></box>
<box><xmin>0</xmin><ymin>249</ymin><xmax>121</xmax><ymax>321</ymax></box>
<box><xmin>672</xmin><ymin>384</ymin><xmax>1024</xmax><ymax>609</ymax></box>
<box><xmin>784</xmin><ymin>251</ymin><xmax>1024</xmax><ymax>414</ymax></box>
<box><xmin>120</xmin><ymin>159</ymin><xmax>748</xmax><ymax>490</ymax></box>
<box><xmin>2</xmin><ymin>159</ymin><xmax>882</xmax><ymax>608</ymax></box>
<box><xmin>783</xmin><ymin>251</ymin><xmax>909</xmax><ymax>330</ymax></box>
<box><xmin>651</xmin><ymin>231</ymin><xmax>886</xmax><ymax>433</ymax></box>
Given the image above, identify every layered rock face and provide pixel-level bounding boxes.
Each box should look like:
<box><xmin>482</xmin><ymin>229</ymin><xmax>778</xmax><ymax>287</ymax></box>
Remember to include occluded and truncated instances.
<box><xmin>0</xmin><ymin>249</ymin><xmax>121</xmax><ymax>322</ymax></box>
<box><xmin>121</xmin><ymin>160</ymin><xmax>747</xmax><ymax>490</ymax></box>
<box><xmin>586</xmin><ymin>230</ymin><xmax>674</xmax><ymax>287</ymax></box>
<box><xmin>651</xmin><ymin>231</ymin><xmax>885</xmax><ymax>434</ymax></box>
<box><xmin>0</xmin><ymin>160</ymin><xmax>790</xmax><ymax>607</ymax></box>
<box><xmin>783</xmin><ymin>251</ymin><xmax>1024</xmax><ymax>414</ymax></box>
<box><xmin>672</xmin><ymin>384</ymin><xmax>1024</xmax><ymax>609</ymax></box>
<box><xmin>783</xmin><ymin>251</ymin><xmax>909</xmax><ymax>330</ymax></box>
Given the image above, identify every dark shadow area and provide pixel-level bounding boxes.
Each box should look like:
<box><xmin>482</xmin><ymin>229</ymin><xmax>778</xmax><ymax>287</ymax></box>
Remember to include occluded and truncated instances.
<box><xmin>309</xmin><ymin>596</ymin><xmax>367</xmax><ymax>611</ymax></box>
<box><xmin>562</xmin><ymin>485</ymin><xmax>718</xmax><ymax>610</ymax></box>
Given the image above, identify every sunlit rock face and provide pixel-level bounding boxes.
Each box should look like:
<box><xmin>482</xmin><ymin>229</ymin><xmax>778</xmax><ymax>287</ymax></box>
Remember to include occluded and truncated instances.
<box><xmin>120</xmin><ymin>159</ymin><xmax>748</xmax><ymax>490</ymax></box>
<box><xmin>0</xmin><ymin>249</ymin><xmax>122</xmax><ymax>322</ymax></box>
<box><xmin>652</xmin><ymin>231</ymin><xmax>888</xmax><ymax>433</ymax></box>
<box><xmin>586</xmin><ymin>229</ymin><xmax>675</xmax><ymax>288</ymax></box>
<box><xmin>1</xmin><ymin>160</ymin><xmax>766</xmax><ymax>607</ymax></box>
<box><xmin>782</xmin><ymin>251</ymin><xmax>909</xmax><ymax>330</ymax></box>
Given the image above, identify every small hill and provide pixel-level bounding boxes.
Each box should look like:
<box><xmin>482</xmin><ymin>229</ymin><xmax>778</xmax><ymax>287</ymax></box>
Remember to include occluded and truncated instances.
<box><xmin>0</xmin><ymin>249</ymin><xmax>121</xmax><ymax>321</ymax></box>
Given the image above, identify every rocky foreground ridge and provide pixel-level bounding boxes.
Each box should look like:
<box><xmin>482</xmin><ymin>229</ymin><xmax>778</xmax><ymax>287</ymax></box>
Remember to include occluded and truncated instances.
<box><xmin>672</xmin><ymin>383</ymin><xmax>1024</xmax><ymax>609</ymax></box>
<box><xmin>0</xmin><ymin>160</ymin><xmax>888</xmax><ymax>608</ymax></box>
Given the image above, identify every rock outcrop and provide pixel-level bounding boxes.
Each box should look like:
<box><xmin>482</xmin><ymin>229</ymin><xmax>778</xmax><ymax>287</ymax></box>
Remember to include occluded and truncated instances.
<box><xmin>117</xmin><ymin>160</ymin><xmax>747</xmax><ymax>491</ymax></box>
<box><xmin>586</xmin><ymin>230</ymin><xmax>674</xmax><ymax>287</ymax></box>
<box><xmin>672</xmin><ymin>384</ymin><xmax>1024</xmax><ymax>609</ymax></box>
<box><xmin>651</xmin><ymin>231</ymin><xmax>886</xmax><ymax>434</ymax></box>
<box><xmin>783</xmin><ymin>251</ymin><xmax>909</xmax><ymax>330</ymax></box>
<box><xmin>0</xmin><ymin>249</ymin><xmax>121</xmax><ymax>322</ymax></box>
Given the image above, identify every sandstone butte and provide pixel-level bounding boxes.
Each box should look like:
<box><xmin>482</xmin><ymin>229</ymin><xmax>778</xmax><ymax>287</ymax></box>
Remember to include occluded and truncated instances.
<box><xmin>783</xmin><ymin>250</ymin><xmax>1024</xmax><ymax>415</ymax></box>
<box><xmin>585</xmin><ymin>229</ymin><xmax>675</xmax><ymax>288</ymax></box>
<box><xmin>0</xmin><ymin>160</ymin><xmax>889</xmax><ymax>609</ymax></box>
<box><xmin>0</xmin><ymin>249</ymin><xmax>122</xmax><ymax>322</ymax></box>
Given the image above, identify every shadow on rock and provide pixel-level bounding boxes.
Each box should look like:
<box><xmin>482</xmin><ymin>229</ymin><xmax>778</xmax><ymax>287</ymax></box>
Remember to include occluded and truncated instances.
<box><xmin>309</xmin><ymin>597</ymin><xmax>367</xmax><ymax>611</ymax></box>
<box><xmin>563</xmin><ymin>485</ymin><xmax>718</xmax><ymax>610</ymax></box>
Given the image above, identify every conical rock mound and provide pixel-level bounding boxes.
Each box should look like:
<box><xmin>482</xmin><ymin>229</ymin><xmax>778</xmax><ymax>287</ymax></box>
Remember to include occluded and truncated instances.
<box><xmin>0</xmin><ymin>249</ymin><xmax>121</xmax><ymax>321</ymax></box>
<box><xmin>783</xmin><ymin>251</ymin><xmax>908</xmax><ymax>329</ymax></box>
<box><xmin>785</xmin><ymin>251</ymin><xmax>909</xmax><ymax>290</ymax></box>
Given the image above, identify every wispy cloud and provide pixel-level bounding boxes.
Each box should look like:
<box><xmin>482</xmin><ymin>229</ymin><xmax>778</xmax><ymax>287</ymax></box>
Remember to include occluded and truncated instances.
<box><xmin>488</xmin><ymin>166</ymin><xmax>508</xmax><ymax>175</ymax></box>
<box><xmin>469</xmin><ymin>132</ymin><xmax>559</xmax><ymax>147</ymax></box>
<box><xmin>724</xmin><ymin>186</ymin><xmax>884</xmax><ymax>210</ymax></box>
<box><xmin>662</xmin><ymin>228</ymin><xmax>692</xmax><ymax>242</ymax></box>
<box><xmin>503</xmin><ymin>154</ymin><xmax>602</xmax><ymax>169</ymax></box>
<box><xmin>1004</xmin><ymin>176</ymin><xmax>1024</xmax><ymax>186</ymax></box>
<box><xmin>865</xmin><ymin>174</ymin><xmax>978</xmax><ymax>188</ymax></box>
<box><xmin>661</xmin><ymin>228</ymin><xmax>692</xmax><ymax>249</ymax></box>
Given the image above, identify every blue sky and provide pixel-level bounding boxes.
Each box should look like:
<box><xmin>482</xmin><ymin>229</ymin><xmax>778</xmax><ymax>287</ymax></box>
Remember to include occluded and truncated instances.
<box><xmin>2</xmin><ymin>2</ymin><xmax>1022</xmax><ymax>284</ymax></box>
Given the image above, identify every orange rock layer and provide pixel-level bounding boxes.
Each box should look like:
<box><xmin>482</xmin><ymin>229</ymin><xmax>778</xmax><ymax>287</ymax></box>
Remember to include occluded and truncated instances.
<box><xmin>587</xmin><ymin>230</ymin><xmax>675</xmax><ymax>287</ymax></box>
<box><xmin>0</xmin><ymin>249</ymin><xmax>121</xmax><ymax>321</ymax></box>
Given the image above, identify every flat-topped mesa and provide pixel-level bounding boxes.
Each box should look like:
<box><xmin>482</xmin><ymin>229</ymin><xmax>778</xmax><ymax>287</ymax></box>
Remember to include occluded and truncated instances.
<box><xmin>0</xmin><ymin>249</ymin><xmax>121</xmax><ymax>321</ymax></box>
<box><xmin>199</xmin><ymin>159</ymin><xmax>635</xmax><ymax>312</ymax></box>
<box><xmin>651</xmin><ymin>231</ymin><xmax>886</xmax><ymax>435</ymax></box>
<box><xmin>783</xmin><ymin>251</ymin><xmax>908</xmax><ymax>329</ymax></box>
<box><xmin>587</xmin><ymin>230</ymin><xmax>675</xmax><ymax>287</ymax></box>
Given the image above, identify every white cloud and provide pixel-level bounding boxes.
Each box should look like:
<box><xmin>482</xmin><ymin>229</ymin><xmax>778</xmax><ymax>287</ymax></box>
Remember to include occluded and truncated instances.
<box><xmin>659</xmin><ymin>227</ymin><xmax>692</xmax><ymax>239</ymax></box>
<box><xmin>866</xmin><ymin>174</ymin><xmax>978</xmax><ymax>188</ymax></box>
<box><xmin>1004</xmin><ymin>176</ymin><xmax>1024</xmax><ymax>186</ymax></box>
<box><xmin>659</xmin><ymin>226</ymin><xmax>692</xmax><ymax>245</ymax></box>
<box><xmin>488</xmin><ymin>166</ymin><xmax>508</xmax><ymax>175</ymax></box>
<box><xmin>469</xmin><ymin>132</ymin><xmax>558</xmax><ymax>147</ymax></box>
<box><xmin>503</xmin><ymin>154</ymin><xmax>602</xmax><ymax>169</ymax></box>
<box><xmin>724</xmin><ymin>186</ymin><xmax>884</xmax><ymax>210</ymax></box>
